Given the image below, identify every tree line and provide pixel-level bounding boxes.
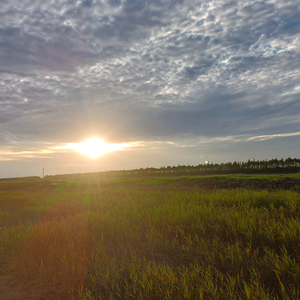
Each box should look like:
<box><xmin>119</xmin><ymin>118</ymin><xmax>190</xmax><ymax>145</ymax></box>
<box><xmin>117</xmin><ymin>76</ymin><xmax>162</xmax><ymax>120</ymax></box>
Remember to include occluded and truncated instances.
<box><xmin>45</xmin><ymin>157</ymin><xmax>300</xmax><ymax>180</ymax></box>
<box><xmin>122</xmin><ymin>157</ymin><xmax>300</xmax><ymax>177</ymax></box>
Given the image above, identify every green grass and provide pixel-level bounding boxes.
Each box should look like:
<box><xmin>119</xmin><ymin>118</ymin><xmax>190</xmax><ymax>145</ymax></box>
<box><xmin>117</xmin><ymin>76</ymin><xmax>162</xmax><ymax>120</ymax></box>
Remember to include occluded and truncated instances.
<box><xmin>1</xmin><ymin>179</ymin><xmax>300</xmax><ymax>299</ymax></box>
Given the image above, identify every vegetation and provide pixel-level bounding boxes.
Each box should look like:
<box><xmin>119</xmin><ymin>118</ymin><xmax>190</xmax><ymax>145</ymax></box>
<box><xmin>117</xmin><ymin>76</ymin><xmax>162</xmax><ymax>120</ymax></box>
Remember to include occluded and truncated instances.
<box><xmin>1</xmin><ymin>177</ymin><xmax>300</xmax><ymax>299</ymax></box>
<box><xmin>0</xmin><ymin>176</ymin><xmax>42</xmax><ymax>182</ymax></box>
<box><xmin>148</xmin><ymin>173</ymin><xmax>300</xmax><ymax>185</ymax></box>
<box><xmin>44</xmin><ymin>156</ymin><xmax>300</xmax><ymax>181</ymax></box>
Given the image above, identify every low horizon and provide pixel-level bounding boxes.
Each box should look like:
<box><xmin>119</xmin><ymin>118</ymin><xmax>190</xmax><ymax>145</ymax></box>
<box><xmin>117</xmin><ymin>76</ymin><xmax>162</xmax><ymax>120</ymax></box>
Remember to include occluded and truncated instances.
<box><xmin>1</xmin><ymin>155</ymin><xmax>299</xmax><ymax>180</ymax></box>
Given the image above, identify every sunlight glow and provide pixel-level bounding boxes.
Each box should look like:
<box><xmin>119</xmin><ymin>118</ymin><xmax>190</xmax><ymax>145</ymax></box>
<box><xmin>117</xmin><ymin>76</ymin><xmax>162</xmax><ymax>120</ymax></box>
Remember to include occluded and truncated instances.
<box><xmin>63</xmin><ymin>138</ymin><xmax>129</xmax><ymax>158</ymax></box>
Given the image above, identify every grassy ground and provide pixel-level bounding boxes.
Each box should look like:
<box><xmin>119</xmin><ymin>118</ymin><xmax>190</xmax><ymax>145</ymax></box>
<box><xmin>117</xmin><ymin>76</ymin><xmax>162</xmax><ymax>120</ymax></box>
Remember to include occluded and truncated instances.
<box><xmin>148</xmin><ymin>173</ymin><xmax>300</xmax><ymax>185</ymax></box>
<box><xmin>0</xmin><ymin>178</ymin><xmax>300</xmax><ymax>299</ymax></box>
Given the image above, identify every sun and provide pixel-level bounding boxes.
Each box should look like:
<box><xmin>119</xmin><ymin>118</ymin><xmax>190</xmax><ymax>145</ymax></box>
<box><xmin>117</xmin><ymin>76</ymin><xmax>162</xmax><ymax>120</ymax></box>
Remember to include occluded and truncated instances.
<box><xmin>64</xmin><ymin>138</ymin><xmax>128</xmax><ymax>158</ymax></box>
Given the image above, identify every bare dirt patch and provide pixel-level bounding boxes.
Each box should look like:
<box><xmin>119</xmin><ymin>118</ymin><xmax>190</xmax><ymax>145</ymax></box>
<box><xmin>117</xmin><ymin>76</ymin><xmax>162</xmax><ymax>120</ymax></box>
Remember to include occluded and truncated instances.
<box><xmin>170</xmin><ymin>176</ymin><xmax>300</xmax><ymax>192</ymax></box>
<box><xmin>0</xmin><ymin>270</ymin><xmax>45</xmax><ymax>300</ymax></box>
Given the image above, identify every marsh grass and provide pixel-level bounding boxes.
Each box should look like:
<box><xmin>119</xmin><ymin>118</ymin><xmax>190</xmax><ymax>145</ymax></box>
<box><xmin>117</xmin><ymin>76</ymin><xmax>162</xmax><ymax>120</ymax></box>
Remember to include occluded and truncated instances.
<box><xmin>0</xmin><ymin>180</ymin><xmax>300</xmax><ymax>299</ymax></box>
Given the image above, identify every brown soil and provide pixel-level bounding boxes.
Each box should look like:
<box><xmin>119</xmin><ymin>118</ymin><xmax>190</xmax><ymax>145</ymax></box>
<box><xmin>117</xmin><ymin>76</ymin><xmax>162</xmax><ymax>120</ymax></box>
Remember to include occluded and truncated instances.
<box><xmin>170</xmin><ymin>176</ymin><xmax>300</xmax><ymax>192</ymax></box>
<box><xmin>0</xmin><ymin>271</ymin><xmax>44</xmax><ymax>300</ymax></box>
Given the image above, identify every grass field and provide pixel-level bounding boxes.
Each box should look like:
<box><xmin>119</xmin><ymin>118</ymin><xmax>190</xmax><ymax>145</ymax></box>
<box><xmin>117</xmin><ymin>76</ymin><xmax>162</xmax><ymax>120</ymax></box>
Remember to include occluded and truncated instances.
<box><xmin>1</xmin><ymin>176</ymin><xmax>300</xmax><ymax>299</ymax></box>
<box><xmin>148</xmin><ymin>173</ymin><xmax>300</xmax><ymax>184</ymax></box>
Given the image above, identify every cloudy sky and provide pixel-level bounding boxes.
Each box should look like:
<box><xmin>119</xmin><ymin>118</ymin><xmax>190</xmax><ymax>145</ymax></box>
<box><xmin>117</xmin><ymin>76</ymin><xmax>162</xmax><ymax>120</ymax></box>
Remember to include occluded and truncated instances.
<box><xmin>0</xmin><ymin>0</ymin><xmax>300</xmax><ymax>177</ymax></box>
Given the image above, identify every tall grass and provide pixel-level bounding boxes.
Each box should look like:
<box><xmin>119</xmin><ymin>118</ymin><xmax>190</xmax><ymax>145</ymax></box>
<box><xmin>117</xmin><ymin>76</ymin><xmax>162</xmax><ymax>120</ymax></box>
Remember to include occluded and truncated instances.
<box><xmin>0</xmin><ymin>180</ymin><xmax>300</xmax><ymax>299</ymax></box>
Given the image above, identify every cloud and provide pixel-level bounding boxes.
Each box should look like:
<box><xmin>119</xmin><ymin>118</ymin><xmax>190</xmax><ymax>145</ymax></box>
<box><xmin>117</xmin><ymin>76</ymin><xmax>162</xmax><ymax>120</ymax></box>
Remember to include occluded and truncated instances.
<box><xmin>0</xmin><ymin>0</ymin><xmax>300</xmax><ymax>174</ymax></box>
<box><xmin>245</xmin><ymin>131</ymin><xmax>300</xmax><ymax>142</ymax></box>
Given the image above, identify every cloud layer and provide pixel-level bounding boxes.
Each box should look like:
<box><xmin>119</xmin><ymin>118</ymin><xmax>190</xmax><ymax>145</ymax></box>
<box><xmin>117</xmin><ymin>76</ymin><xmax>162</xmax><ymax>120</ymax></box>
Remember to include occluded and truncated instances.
<box><xmin>0</xmin><ymin>0</ymin><xmax>300</xmax><ymax>175</ymax></box>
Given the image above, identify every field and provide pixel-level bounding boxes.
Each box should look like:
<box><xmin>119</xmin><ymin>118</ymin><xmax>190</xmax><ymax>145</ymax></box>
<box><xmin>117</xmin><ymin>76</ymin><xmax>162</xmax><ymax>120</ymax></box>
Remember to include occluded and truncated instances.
<box><xmin>1</xmin><ymin>175</ymin><xmax>300</xmax><ymax>299</ymax></box>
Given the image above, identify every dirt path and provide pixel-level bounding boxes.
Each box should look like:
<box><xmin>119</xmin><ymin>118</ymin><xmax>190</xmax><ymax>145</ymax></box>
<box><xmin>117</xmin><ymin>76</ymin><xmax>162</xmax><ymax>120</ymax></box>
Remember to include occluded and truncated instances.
<box><xmin>0</xmin><ymin>270</ymin><xmax>44</xmax><ymax>300</ymax></box>
<box><xmin>0</xmin><ymin>182</ymin><xmax>71</xmax><ymax>300</ymax></box>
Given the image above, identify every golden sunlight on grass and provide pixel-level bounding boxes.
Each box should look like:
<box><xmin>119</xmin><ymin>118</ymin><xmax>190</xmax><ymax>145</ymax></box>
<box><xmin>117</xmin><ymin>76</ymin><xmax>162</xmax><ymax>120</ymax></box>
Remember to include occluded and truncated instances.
<box><xmin>1</xmin><ymin>179</ymin><xmax>300</xmax><ymax>299</ymax></box>
<box><xmin>61</xmin><ymin>137</ymin><xmax>129</xmax><ymax>158</ymax></box>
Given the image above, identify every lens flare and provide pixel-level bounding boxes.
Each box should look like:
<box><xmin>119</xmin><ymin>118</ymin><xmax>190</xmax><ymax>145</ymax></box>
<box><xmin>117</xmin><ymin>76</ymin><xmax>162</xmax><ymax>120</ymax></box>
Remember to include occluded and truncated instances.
<box><xmin>63</xmin><ymin>138</ymin><xmax>129</xmax><ymax>158</ymax></box>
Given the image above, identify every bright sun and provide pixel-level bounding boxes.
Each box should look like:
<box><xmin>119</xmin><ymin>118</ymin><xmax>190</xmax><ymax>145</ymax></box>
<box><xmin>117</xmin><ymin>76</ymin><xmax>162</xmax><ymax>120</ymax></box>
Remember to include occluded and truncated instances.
<box><xmin>64</xmin><ymin>138</ymin><xmax>128</xmax><ymax>158</ymax></box>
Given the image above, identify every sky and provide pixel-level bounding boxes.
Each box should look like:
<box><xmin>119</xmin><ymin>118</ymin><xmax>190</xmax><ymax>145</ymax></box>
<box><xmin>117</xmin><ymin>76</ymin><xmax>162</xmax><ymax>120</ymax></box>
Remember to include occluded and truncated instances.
<box><xmin>0</xmin><ymin>0</ymin><xmax>300</xmax><ymax>178</ymax></box>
